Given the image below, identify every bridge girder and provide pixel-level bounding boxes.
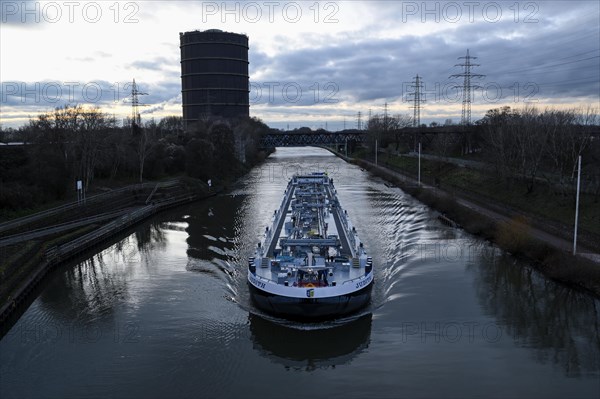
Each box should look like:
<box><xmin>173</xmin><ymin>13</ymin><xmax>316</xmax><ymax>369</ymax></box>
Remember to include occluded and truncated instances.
<box><xmin>257</xmin><ymin>127</ymin><xmax>488</xmax><ymax>148</ymax></box>
<box><xmin>260</xmin><ymin>132</ymin><xmax>366</xmax><ymax>148</ymax></box>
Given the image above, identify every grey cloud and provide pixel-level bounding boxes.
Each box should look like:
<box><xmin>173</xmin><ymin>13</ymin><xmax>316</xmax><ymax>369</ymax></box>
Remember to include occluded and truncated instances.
<box><xmin>0</xmin><ymin>0</ymin><xmax>45</xmax><ymax>26</ymax></box>
<box><xmin>249</xmin><ymin>50</ymin><xmax>270</xmax><ymax>71</ymax></box>
<box><xmin>1</xmin><ymin>80</ymin><xmax>126</xmax><ymax>107</ymax></box>
<box><xmin>129</xmin><ymin>57</ymin><xmax>177</xmax><ymax>72</ymax></box>
<box><xmin>0</xmin><ymin>79</ymin><xmax>181</xmax><ymax>109</ymax></box>
<box><xmin>249</xmin><ymin>7</ymin><xmax>599</xmax><ymax>110</ymax></box>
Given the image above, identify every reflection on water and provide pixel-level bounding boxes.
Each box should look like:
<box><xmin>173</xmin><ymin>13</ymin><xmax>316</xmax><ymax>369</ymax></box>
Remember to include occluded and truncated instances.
<box><xmin>134</xmin><ymin>221</ymin><xmax>167</xmax><ymax>252</ymax></box>
<box><xmin>249</xmin><ymin>313</ymin><xmax>372</xmax><ymax>371</ymax></box>
<box><xmin>471</xmin><ymin>248</ymin><xmax>600</xmax><ymax>376</ymax></box>
<box><xmin>35</xmin><ymin>221</ymin><xmax>174</xmax><ymax>324</ymax></box>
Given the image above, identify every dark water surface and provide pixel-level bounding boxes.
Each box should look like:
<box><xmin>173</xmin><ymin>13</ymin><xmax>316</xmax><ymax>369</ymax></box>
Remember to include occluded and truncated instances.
<box><xmin>1</xmin><ymin>148</ymin><xmax>598</xmax><ymax>398</ymax></box>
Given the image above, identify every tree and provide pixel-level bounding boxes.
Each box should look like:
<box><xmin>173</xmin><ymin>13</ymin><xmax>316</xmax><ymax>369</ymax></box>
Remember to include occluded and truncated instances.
<box><xmin>544</xmin><ymin>107</ymin><xmax>595</xmax><ymax>195</ymax></box>
<box><xmin>366</xmin><ymin>113</ymin><xmax>412</xmax><ymax>153</ymax></box>
<box><xmin>133</xmin><ymin>118</ymin><xmax>157</xmax><ymax>183</ymax></box>
<box><xmin>481</xmin><ymin>106</ymin><xmax>519</xmax><ymax>185</ymax></box>
<box><xmin>77</xmin><ymin>106</ymin><xmax>115</xmax><ymax>187</ymax></box>
<box><xmin>208</xmin><ymin>122</ymin><xmax>238</xmax><ymax>177</ymax></box>
<box><xmin>514</xmin><ymin>106</ymin><xmax>545</xmax><ymax>193</ymax></box>
<box><xmin>481</xmin><ymin>105</ymin><xmax>597</xmax><ymax>194</ymax></box>
<box><xmin>186</xmin><ymin>137</ymin><xmax>215</xmax><ymax>181</ymax></box>
<box><xmin>391</xmin><ymin>114</ymin><xmax>412</xmax><ymax>152</ymax></box>
<box><xmin>431</xmin><ymin>132</ymin><xmax>458</xmax><ymax>160</ymax></box>
<box><xmin>234</xmin><ymin>116</ymin><xmax>268</xmax><ymax>165</ymax></box>
<box><xmin>158</xmin><ymin>116</ymin><xmax>184</xmax><ymax>137</ymax></box>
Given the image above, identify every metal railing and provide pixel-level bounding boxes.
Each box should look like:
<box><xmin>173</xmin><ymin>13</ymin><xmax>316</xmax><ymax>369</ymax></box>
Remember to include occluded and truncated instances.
<box><xmin>0</xmin><ymin>179</ymin><xmax>183</xmax><ymax>235</ymax></box>
<box><xmin>0</xmin><ymin>208</ymin><xmax>132</xmax><ymax>247</ymax></box>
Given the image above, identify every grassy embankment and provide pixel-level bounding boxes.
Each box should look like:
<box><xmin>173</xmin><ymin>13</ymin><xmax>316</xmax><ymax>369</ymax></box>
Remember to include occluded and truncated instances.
<box><xmin>346</xmin><ymin>149</ymin><xmax>600</xmax><ymax>297</ymax></box>
<box><xmin>353</xmin><ymin>149</ymin><xmax>600</xmax><ymax>238</ymax></box>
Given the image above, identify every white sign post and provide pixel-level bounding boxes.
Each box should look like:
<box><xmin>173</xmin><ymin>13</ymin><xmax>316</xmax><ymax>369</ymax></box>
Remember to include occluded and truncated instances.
<box><xmin>418</xmin><ymin>142</ymin><xmax>422</xmax><ymax>187</ymax></box>
<box><xmin>76</xmin><ymin>180</ymin><xmax>83</xmax><ymax>204</ymax></box>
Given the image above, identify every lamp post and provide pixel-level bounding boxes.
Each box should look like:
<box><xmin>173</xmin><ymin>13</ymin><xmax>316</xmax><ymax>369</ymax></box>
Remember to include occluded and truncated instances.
<box><xmin>418</xmin><ymin>142</ymin><xmax>422</xmax><ymax>187</ymax></box>
<box><xmin>573</xmin><ymin>155</ymin><xmax>581</xmax><ymax>255</ymax></box>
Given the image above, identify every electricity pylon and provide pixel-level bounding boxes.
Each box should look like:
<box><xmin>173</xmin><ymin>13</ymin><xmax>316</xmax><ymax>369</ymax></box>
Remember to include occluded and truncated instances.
<box><xmin>450</xmin><ymin>49</ymin><xmax>484</xmax><ymax>125</ymax></box>
<box><xmin>409</xmin><ymin>74</ymin><xmax>424</xmax><ymax>127</ymax></box>
<box><xmin>130</xmin><ymin>79</ymin><xmax>148</xmax><ymax>130</ymax></box>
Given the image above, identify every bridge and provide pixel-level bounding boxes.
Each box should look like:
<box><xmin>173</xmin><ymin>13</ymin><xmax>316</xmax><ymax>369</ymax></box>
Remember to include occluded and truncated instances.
<box><xmin>258</xmin><ymin>127</ymin><xmax>479</xmax><ymax>148</ymax></box>
<box><xmin>260</xmin><ymin>131</ymin><xmax>366</xmax><ymax>148</ymax></box>
<box><xmin>258</xmin><ymin>125</ymin><xmax>600</xmax><ymax>148</ymax></box>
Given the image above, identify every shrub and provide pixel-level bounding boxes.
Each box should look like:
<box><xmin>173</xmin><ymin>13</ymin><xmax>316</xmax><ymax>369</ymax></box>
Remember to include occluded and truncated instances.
<box><xmin>495</xmin><ymin>215</ymin><xmax>532</xmax><ymax>255</ymax></box>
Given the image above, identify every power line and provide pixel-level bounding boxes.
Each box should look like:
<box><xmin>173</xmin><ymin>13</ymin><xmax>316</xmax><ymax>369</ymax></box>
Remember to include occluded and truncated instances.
<box><xmin>555</xmin><ymin>48</ymin><xmax>600</xmax><ymax>61</ymax></box>
<box><xmin>496</xmin><ymin>56</ymin><xmax>599</xmax><ymax>76</ymax></box>
<box><xmin>537</xmin><ymin>79</ymin><xmax>600</xmax><ymax>88</ymax></box>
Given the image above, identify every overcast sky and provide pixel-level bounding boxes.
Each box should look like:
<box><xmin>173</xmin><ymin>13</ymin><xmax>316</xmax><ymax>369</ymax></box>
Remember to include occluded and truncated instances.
<box><xmin>1</xmin><ymin>0</ymin><xmax>599</xmax><ymax>130</ymax></box>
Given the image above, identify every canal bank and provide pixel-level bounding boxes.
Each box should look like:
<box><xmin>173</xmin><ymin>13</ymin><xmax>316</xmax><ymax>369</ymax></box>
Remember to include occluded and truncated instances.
<box><xmin>324</xmin><ymin>147</ymin><xmax>600</xmax><ymax>298</ymax></box>
<box><xmin>0</xmin><ymin>177</ymin><xmax>218</xmax><ymax>324</ymax></box>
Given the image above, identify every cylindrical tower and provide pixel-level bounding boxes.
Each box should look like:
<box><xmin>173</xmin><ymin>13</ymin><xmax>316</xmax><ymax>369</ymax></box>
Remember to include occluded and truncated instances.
<box><xmin>180</xmin><ymin>29</ymin><xmax>249</xmax><ymax>125</ymax></box>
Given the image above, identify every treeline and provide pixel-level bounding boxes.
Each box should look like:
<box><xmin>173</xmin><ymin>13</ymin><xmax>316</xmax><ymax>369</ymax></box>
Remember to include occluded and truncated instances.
<box><xmin>364</xmin><ymin>113</ymin><xmax>413</xmax><ymax>152</ymax></box>
<box><xmin>478</xmin><ymin>106</ymin><xmax>598</xmax><ymax>194</ymax></box>
<box><xmin>361</xmin><ymin>106</ymin><xmax>599</xmax><ymax>197</ymax></box>
<box><xmin>0</xmin><ymin>105</ymin><xmax>273</xmax><ymax>215</ymax></box>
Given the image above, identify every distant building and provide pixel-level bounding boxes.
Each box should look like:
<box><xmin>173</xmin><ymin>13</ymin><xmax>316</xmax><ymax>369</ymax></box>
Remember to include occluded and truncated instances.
<box><xmin>179</xmin><ymin>29</ymin><xmax>249</xmax><ymax>126</ymax></box>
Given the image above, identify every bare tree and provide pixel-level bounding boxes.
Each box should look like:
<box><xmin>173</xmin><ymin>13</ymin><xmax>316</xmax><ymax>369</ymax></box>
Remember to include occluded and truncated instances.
<box><xmin>513</xmin><ymin>106</ymin><xmax>546</xmax><ymax>193</ymax></box>
<box><xmin>366</xmin><ymin>113</ymin><xmax>412</xmax><ymax>153</ymax></box>
<box><xmin>431</xmin><ymin>132</ymin><xmax>458</xmax><ymax>160</ymax></box>
<box><xmin>391</xmin><ymin>113</ymin><xmax>412</xmax><ymax>152</ymax></box>
<box><xmin>481</xmin><ymin>106</ymin><xmax>518</xmax><ymax>184</ymax></box>
<box><xmin>77</xmin><ymin>107</ymin><xmax>115</xmax><ymax>188</ymax></box>
<box><xmin>482</xmin><ymin>105</ymin><xmax>597</xmax><ymax>194</ymax></box>
<box><xmin>570</xmin><ymin>106</ymin><xmax>596</xmax><ymax>176</ymax></box>
<box><xmin>134</xmin><ymin>118</ymin><xmax>157</xmax><ymax>183</ymax></box>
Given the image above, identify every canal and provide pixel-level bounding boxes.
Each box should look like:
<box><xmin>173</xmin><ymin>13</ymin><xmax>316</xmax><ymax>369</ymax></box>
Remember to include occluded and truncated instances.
<box><xmin>1</xmin><ymin>147</ymin><xmax>598</xmax><ymax>398</ymax></box>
